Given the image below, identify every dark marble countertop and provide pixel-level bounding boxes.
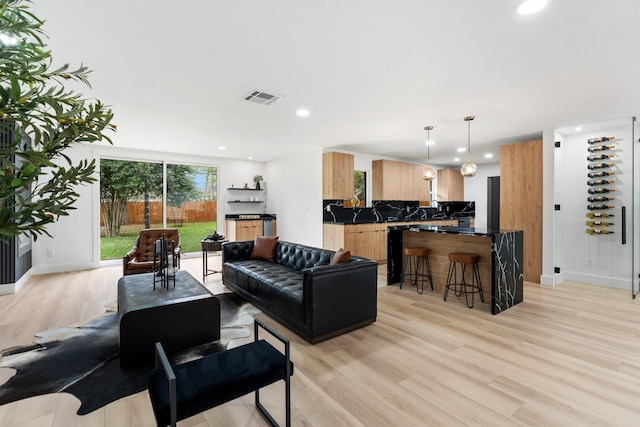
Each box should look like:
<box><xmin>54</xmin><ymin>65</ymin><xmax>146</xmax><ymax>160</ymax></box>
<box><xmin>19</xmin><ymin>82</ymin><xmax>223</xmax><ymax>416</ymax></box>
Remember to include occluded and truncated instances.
<box><xmin>225</xmin><ymin>214</ymin><xmax>276</xmax><ymax>220</ymax></box>
<box><xmin>389</xmin><ymin>224</ymin><xmax>522</xmax><ymax>236</ymax></box>
<box><xmin>324</xmin><ymin>218</ymin><xmax>463</xmax><ymax>225</ymax></box>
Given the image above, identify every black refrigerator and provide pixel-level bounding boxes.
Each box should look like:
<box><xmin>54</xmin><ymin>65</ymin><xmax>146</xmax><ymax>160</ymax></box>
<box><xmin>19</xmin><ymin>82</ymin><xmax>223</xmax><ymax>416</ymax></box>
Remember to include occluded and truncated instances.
<box><xmin>487</xmin><ymin>176</ymin><xmax>500</xmax><ymax>231</ymax></box>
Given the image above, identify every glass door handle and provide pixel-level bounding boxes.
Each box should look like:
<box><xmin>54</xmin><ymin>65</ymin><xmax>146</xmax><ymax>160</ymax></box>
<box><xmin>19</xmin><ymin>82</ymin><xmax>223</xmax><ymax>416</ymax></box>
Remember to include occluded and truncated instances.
<box><xmin>621</xmin><ymin>206</ymin><xmax>627</xmax><ymax>245</ymax></box>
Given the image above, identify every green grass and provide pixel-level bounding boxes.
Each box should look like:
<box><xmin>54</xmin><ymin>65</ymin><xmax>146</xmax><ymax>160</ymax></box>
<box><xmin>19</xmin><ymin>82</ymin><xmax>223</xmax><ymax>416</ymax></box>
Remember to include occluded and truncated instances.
<box><xmin>101</xmin><ymin>221</ymin><xmax>217</xmax><ymax>260</ymax></box>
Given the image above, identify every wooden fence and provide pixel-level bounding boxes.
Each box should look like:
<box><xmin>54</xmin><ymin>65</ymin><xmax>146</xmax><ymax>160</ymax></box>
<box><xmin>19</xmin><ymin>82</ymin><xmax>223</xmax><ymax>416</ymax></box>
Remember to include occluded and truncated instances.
<box><xmin>100</xmin><ymin>201</ymin><xmax>217</xmax><ymax>226</ymax></box>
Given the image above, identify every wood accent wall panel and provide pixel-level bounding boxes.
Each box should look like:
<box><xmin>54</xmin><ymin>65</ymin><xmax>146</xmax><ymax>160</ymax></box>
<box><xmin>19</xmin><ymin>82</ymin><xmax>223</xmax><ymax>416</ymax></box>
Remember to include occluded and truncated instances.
<box><xmin>372</xmin><ymin>159</ymin><xmax>429</xmax><ymax>201</ymax></box>
<box><xmin>436</xmin><ymin>169</ymin><xmax>464</xmax><ymax>201</ymax></box>
<box><xmin>500</xmin><ymin>139</ymin><xmax>543</xmax><ymax>283</ymax></box>
<box><xmin>322</xmin><ymin>152</ymin><xmax>354</xmax><ymax>199</ymax></box>
<box><xmin>403</xmin><ymin>231</ymin><xmax>493</xmax><ymax>304</ymax></box>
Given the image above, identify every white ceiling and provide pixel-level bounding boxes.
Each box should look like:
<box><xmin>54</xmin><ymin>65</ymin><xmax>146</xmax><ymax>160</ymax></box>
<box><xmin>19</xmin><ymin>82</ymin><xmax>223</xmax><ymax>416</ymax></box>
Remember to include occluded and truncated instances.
<box><xmin>32</xmin><ymin>0</ymin><xmax>640</xmax><ymax>167</ymax></box>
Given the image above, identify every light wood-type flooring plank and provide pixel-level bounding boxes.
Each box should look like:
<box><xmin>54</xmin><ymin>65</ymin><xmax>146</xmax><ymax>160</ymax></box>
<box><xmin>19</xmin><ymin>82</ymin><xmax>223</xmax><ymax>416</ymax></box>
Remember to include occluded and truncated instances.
<box><xmin>2</xmin><ymin>254</ymin><xmax>640</xmax><ymax>426</ymax></box>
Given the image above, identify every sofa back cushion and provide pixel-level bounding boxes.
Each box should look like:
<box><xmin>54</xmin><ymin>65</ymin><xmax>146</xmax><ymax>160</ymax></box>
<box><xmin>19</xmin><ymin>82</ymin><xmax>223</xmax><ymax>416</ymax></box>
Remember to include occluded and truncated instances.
<box><xmin>276</xmin><ymin>241</ymin><xmax>333</xmax><ymax>271</ymax></box>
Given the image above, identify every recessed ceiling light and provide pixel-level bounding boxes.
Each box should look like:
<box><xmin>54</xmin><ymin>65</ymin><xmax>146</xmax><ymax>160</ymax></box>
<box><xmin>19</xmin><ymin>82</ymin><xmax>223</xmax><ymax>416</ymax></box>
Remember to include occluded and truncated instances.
<box><xmin>457</xmin><ymin>147</ymin><xmax>466</xmax><ymax>153</ymax></box>
<box><xmin>248</xmin><ymin>156</ymin><xmax>253</xmax><ymax>160</ymax></box>
<box><xmin>517</xmin><ymin>0</ymin><xmax>548</xmax><ymax>15</ymax></box>
<box><xmin>575</xmin><ymin>127</ymin><xmax>582</xmax><ymax>131</ymax></box>
<box><xmin>218</xmin><ymin>146</ymin><xmax>226</xmax><ymax>151</ymax></box>
<box><xmin>425</xmin><ymin>140</ymin><xmax>435</xmax><ymax>146</ymax></box>
<box><xmin>454</xmin><ymin>157</ymin><xmax>461</xmax><ymax>162</ymax></box>
<box><xmin>484</xmin><ymin>153</ymin><xmax>494</xmax><ymax>159</ymax></box>
<box><xmin>296</xmin><ymin>109</ymin><xmax>310</xmax><ymax>117</ymax></box>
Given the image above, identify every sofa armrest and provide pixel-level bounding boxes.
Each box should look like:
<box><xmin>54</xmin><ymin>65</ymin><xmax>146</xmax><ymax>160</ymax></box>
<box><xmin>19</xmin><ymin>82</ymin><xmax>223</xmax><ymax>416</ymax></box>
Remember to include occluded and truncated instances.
<box><xmin>222</xmin><ymin>240</ymin><xmax>253</xmax><ymax>262</ymax></box>
<box><xmin>302</xmin><ymin>259</ymin><xmax>378</xmax><ymax>338</ymax></box>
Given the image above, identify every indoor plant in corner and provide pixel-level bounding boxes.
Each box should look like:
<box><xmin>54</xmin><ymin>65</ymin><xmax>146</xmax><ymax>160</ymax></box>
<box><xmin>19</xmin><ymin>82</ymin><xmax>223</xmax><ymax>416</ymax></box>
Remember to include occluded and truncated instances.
<box><xmin>0</xmin><ymin>0</ymin><xmax>115</xmax><ymax>242</ymax></box>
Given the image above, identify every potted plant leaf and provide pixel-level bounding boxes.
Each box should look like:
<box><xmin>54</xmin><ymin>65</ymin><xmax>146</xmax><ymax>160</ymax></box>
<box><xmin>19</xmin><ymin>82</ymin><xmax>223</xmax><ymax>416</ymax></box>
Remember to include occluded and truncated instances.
<box><xmin>253</xmin><ymin>174</ymin><xmax>263</xmax><ymax>190</ymax></box>
<box><xmin>0</xmin><ymin>0</ymin><xmax>116</xmax><ymax>241</ymax></box>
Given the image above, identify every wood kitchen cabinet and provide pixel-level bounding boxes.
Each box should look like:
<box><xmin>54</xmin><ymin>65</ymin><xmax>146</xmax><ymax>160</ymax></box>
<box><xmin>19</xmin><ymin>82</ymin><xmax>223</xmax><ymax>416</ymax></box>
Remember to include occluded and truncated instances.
<box><xmin>372</xmin><ymin>159</ymin><xmax>429</xmax><ymax>201</ymax></box>
<box><xmin>436</xmin><ymin>169</ymin><xmax>464</xmax><ymax>201</ymax></box>
<box><xmin>323</xmin><ymin>152</ymin><xmax>354</xmax><ymax>199</ymax></box>
<box><xmin>323</xmin><ymin>220</ymin><xmax>462</xmax><ymax>263</ymax></box>
<box><xmin>226</xmin><ymin>220</ymin><xmax>276</xmax><ymax>241</ymax></box>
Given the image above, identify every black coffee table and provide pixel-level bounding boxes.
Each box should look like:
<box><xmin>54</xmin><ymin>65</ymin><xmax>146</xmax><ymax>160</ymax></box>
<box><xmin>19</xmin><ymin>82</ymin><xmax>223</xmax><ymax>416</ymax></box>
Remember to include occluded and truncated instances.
<box><xmin>118</xmin><ymin>270</ymin><xmax>220</xmax><ymax>366</ymax></box>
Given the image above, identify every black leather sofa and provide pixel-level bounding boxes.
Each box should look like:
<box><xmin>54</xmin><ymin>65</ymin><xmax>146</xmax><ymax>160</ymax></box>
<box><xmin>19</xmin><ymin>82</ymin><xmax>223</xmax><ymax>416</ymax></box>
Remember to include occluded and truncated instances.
<box><xmin>222</xmin><ymin>240</ymin><xmax>378</xmax><ymax>343</ymax></box>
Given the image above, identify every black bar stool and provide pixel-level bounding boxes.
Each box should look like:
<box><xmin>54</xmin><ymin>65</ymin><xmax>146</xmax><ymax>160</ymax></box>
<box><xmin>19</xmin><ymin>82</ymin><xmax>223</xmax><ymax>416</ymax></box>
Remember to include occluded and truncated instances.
<box><xmin>399</xmin><ymin>247</ymin><xmax>433</xmax><ymax>294</ymax></box>
<box><xmin>444</xmin><ymin>252</ymin><xmax>483</xmax><ymax>308</ymax></box>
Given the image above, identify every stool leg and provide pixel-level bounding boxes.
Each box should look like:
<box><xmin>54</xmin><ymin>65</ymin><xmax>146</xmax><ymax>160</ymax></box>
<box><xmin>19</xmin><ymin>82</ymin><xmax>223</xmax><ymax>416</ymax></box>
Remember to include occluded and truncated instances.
<box><xmin>465</xmin><ymin>262</ymin><xmax>474</xmax><ymax>308</ymax></box>
<box><xmin>456</xmin><ymin>263</ymin><xmax>465</xmax><ymax>297</ymax></box>
<box><xmin>415</xmin><ymin>256</ymin><xmax>424</xmax><ymax>294</ymax></box>
<box><xmin>425</xmin><ymin>256</ymin><xmax>434</xmax><ymax>290</ymax></box>
<box><xmin>444</xmin><ymin>261</ymin><xmax>455</xmax><ymax>301</ymax></box>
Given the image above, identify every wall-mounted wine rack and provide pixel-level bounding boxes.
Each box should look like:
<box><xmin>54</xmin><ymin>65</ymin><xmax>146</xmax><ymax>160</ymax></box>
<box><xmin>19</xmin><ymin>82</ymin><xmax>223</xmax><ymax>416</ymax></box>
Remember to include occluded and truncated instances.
<box><xmin>585</xmin><ymin>136</ymin><xmax>616</xmax><ymax>235</ymax></box>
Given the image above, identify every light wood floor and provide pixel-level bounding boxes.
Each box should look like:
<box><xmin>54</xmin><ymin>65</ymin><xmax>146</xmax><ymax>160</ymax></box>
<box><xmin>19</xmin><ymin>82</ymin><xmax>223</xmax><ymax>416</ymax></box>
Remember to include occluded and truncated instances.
<box><xmin>2</xmin><ymin>255</ymin><xmax>640</xmax><ymax>426</ymax></box>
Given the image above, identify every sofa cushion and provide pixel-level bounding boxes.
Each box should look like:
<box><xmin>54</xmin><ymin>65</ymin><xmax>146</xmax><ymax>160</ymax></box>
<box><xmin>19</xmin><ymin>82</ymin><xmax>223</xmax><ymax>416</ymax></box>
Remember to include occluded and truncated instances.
<box><xmin>276</xmin><ymin>241</ymin><xmax>333</xmax><ymax>271</ymax></box>
<box><xmin>223</xmin><ymin>260</ymin><xmax>305</xmax><ymax>323</ymax></box>
<box><xmin>330</xmin><ymin>248</ymin><xmax>351</xmax><ymax>265</ymax></box>
<box><xmin>250</xmin><ymin>236</ymin><xmax>279</xmax><ymax>262</ymax></box>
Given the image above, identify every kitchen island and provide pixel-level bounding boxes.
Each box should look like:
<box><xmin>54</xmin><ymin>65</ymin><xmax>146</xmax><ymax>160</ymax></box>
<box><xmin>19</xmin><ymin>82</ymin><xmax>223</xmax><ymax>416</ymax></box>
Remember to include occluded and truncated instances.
<box><xmin>387</xmin><ymin>225</ymin><xmax>523</xmax><ymax>314</ymax></box>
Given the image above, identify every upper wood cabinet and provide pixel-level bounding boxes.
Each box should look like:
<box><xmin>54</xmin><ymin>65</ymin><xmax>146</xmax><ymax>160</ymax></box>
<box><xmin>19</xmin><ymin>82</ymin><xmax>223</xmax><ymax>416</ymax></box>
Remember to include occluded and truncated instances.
<box><xmin>372</xmin><ymin>159</ymin><xmax>429</xmax><ymax>201</ymax></box>
<box><xmin>436</xmin><ymin>169</ymin><xmax>464</xmax><ymax>201</ymax></box>
<box><xmin>322</xmin><ymin>152</ymin><xmax>354</xmax><ymax>199</ymax></box>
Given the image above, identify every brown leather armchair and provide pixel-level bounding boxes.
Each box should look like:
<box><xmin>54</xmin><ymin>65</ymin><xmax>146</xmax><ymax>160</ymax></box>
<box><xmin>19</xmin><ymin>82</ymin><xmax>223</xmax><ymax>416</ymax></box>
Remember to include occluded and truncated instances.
<box><xmin>123</xmin><ymin>228</ymin><xmax>181</xmax><ymax>276</ymax></box>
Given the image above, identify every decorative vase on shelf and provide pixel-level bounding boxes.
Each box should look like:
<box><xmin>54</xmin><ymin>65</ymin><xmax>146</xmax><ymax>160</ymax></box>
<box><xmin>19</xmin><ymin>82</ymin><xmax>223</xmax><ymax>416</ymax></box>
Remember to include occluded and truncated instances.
<box><xmin>255</xmin><ymin>181</ymin><xmax>261</xmax><ymax>190</ymax></box>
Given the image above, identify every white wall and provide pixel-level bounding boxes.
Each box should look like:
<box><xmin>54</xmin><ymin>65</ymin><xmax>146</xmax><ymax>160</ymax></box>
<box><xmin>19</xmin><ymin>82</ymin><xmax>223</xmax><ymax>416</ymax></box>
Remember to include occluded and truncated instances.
<box><xmin>266</xmin><ymin>149</ymin><xmax>323</xmax><ymax>247</ymax></box>
<box><xmin>32</xmin><ymin>144</ymin><xmax>99</xmax><ymax>273</ymax></box>
<box><xmin>463</xmin><ymin>162</ymin><xmax>500</xmax><ymax>229</ymax></box>
<box><xmin>32</xmin><ymin>145</ymin><xmax>267</xmax><ymax>274</ymax></box>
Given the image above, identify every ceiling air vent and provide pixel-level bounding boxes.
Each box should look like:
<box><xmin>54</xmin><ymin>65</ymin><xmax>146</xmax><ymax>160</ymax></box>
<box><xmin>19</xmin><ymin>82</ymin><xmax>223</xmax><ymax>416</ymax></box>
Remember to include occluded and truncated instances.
<box><xmin>244</xmin><ymin>90</ymin><xmax>283</xmax><ymax>106</ymax></box>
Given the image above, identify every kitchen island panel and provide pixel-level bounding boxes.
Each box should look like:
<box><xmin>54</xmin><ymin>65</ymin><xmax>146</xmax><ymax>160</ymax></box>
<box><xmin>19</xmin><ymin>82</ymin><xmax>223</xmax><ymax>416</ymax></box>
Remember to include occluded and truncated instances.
<box><xmin>388</xmin><ymin>226</ymin><xmax>523</xmax><ymax>314</ymax></box>
<box><xmin>402</xmin><ymin>231</ymin><xmax>493</xmax><ymax>304</ymax></box>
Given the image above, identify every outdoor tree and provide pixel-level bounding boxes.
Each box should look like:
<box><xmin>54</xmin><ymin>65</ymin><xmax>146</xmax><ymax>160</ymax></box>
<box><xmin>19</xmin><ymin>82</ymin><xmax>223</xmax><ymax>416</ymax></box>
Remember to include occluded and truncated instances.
<box><xmin>100</xmin><ymin>161</ymin><xmax>205</xmax><ymax>237</ymax></box>
<box><xmin>167</xmin><ymin>164</ymin><xmax>200</xmax><ymax>208</ymax></box>
<box><xmin>0</xmin><ymin>0</ymin><xmax>116</xmax><ymax>241</ymax></box>
<box><xmin>99</xmin><ymin>160</ymin><xmax>162</xmax><ymax>237</ymax></box>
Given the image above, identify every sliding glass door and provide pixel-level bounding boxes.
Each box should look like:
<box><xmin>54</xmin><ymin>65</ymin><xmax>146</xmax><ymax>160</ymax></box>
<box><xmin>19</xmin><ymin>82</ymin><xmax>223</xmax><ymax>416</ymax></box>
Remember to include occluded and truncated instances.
<box><xmin>99</xmin><ymin>159</ymin><xmax>217</xmax><ymax>260</ymax></box>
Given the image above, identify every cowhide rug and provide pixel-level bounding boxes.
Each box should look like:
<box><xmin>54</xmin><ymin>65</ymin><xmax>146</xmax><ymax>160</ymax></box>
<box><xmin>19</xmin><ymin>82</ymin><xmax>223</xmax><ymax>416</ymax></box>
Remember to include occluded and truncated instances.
<box><xmin>0</xmin><ymin>292</ymin><xmax>260</xmax><ymax>415</ymax></box>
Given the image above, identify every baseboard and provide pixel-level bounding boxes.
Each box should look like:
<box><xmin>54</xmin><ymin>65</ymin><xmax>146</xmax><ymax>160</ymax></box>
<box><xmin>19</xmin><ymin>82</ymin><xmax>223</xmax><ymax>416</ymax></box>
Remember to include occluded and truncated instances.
<box><xmin>31</xmin><ymin>261</ymin><xmax>100</xmax><ymax>275</ymax></box>
<box><xmin>539</xmin><ymin>274</ymin><xmax>557</xmax><ymax>287</ymax></box>
<box><xmin>0</xmin><ymin>268</ymin><xmax>33</xmax><ymax>295</ymax></box>
<box><xmin>559</xmin><ymin>271</ymin><xmax>631</xmax><ymax>290</ymax></box>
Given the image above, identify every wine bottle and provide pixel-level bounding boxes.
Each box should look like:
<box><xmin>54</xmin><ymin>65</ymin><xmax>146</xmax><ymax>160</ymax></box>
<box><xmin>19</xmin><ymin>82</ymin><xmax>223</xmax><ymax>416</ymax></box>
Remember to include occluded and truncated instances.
<box><xmin>588</xmin><ymin>187</ymin><xmax>615</xmax><ymax>194</ymax></box>
<box><xmin>587</xmin><ymin>136</ymin><xmax>615</xmax><ymax>144</ymax></box>
<box><xmin>587</xmin><ymin>179</ymin><xmax>615</xmax><ymax>186</ymax></box>
<box><xmin>586</xmin><ymin>228</ymin><xmax>614</xmax><ymax>235</ymax></box>
<box><xmin>587</xmin><ymin>196</ymin><xmax>614</xmax><ymax>202</ymax></box>
<box><xmin>588</xmin><ymin>170</ymin><xmax>615</xmax><ymax>178</ymax></box>
<box><xmin>588</xmin><ymin>145</ymin><xmax>616</xmax><ymax>152</ymax></box>
<box><xmin>587</xmin><ymin>153</ymin><xmax>614</xmax><ymax>161</ymax></box>
<box><xmin>586</xmin><ymin>212</ymin><xmax>614</xmax><ymax>218</ymax></box>
<box><xmin>587</xmin><ymin>163</ymin><xmax>614</xmax><ymax>170</ymax></box>
<box><xmin>587</xmin><ymin>204</ymin><xmax>614</xmax><ymax>210</ymax></box>
<box><xmin>585</xmin><ymin>220</ymin><xmax>614</xmax><ymax>226</ymax></box>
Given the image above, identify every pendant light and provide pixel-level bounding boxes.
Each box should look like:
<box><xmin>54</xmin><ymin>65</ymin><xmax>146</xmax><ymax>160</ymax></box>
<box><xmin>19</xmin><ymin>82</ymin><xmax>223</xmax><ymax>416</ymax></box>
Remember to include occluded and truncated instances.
<box><xmin>422</xmin><ymin>125</ymin><xmax>436</xmax><ymax>181</ymax></box>
<box><xmin>460</xmin><ymin>116</ymin><xmax>477</xmax><ymax>178</ymax></box>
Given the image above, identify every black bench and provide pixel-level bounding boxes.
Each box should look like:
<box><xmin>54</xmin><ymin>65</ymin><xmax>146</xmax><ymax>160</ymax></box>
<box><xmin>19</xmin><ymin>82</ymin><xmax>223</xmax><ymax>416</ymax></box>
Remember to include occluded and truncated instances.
<box><xmin>148</xmin><ymin>318</ymin><xmax>293</xmax><ymax>427</ymax></box>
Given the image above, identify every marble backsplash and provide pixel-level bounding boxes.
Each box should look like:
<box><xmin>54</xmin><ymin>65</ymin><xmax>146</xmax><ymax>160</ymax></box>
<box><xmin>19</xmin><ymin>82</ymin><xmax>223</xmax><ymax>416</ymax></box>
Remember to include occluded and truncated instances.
<box><xmin>323</xmin><ymin>200</ymin><xmax>475</xmax><ymax>224</ymax></box>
